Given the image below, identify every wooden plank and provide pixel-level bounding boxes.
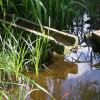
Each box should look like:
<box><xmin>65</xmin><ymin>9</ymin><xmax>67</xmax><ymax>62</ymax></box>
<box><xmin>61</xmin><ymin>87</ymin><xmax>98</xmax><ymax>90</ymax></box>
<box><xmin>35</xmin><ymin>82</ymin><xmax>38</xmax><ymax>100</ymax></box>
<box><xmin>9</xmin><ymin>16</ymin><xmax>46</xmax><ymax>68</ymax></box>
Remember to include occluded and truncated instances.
<box><xmin>0</xmin><ymin>15</ymin><xmax>78</xmax><ymax>54</ymax></box>
<box><xmin>92</xmin><ymin>30</ymin><xmax>100</xmax><ymax>45</ymax></box>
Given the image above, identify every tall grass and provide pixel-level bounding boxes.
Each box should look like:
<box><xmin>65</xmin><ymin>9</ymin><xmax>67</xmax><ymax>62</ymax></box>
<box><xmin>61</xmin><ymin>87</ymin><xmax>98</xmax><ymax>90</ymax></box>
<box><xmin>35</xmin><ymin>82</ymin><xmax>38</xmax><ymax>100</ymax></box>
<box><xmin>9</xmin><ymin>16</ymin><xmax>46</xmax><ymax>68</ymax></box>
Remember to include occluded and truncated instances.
<box><xmin>86</xmin><ymin>0</ymin><xmax>100</xmax><ymax>29</ymax></box>
<box><xmin>86</xmin><ymin>0</ymin><xmax>100</xmax><ymax>20</ymax></box>
<box><xmin>0</xmin><ymin>26</ymin><xmax>26</xmax><ymax>79</ymax></box>
<box><xmin>0</xmin><ymin>23</ymin><xmax>54</xmax><ymax>99</ymax></box>
<box><xmin>0</xmin><ymin>21</ymin><xmax>49</xmax><ymax>76</ymax></box>
<box><xmin>23</xmin><ymin>32</ymin><xmax>49</xmax><ymax>78</ymax></box>
<box><xmin>0</xmin><ymin>0</ymin><xmax>87</xmax><ymax>30</ymax></box>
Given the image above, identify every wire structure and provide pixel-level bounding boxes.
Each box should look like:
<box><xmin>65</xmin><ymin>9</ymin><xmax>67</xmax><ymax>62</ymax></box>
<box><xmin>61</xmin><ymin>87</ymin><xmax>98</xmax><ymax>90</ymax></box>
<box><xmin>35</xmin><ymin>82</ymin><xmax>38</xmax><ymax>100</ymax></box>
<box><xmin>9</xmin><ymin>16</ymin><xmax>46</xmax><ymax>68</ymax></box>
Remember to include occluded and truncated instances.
<box><xmin>65</xmin><ymin>13</ymin><xmax>100</xmax><ymax>69</ymax></box>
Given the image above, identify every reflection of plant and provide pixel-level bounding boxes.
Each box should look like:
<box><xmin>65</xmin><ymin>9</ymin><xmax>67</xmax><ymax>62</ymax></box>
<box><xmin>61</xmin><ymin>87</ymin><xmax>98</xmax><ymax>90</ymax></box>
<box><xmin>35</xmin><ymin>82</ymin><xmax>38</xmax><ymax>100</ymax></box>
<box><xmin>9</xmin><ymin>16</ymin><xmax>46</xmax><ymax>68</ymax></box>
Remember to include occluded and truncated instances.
<box><xmin>79</xmin><ymin>82</ymin><xmax>100</xmax><ymax>100</ymax></box>
<box><xmin>63</xmin><ymin>78</ymin><xmax>100</xmax><ymax>100</ymax></box>
<box><xmin>86</xmin><ymin>0</ymin><xmax>100</xmax><ymax>29</ymax></box>
<box><xmin>0</xmin><ymin>74</ymin><xmax>55</xmax><ymax>100</ymax></box>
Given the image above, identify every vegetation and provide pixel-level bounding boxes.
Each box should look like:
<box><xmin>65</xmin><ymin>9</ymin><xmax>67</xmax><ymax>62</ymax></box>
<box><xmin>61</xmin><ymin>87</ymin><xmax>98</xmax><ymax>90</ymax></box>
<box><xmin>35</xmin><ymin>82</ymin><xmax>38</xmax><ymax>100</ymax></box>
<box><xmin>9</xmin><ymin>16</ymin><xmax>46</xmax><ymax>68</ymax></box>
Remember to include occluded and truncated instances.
<box><xmin>0</xmin><ymin>24</ymin><xmax>55</xmax><ymax>99</ymax></box>
<box><xmin>0</xmin><ymin>0</ymin><xmax>100</xmax><ymax>29</ymax></box>
<box><xmin>0</xmin><ymin>0</ymin><xmax>87</xmax><ymax>30</ymax></box>
<box><xmin>86</xmin><ymin>0</ymin><xmax>100</xmax><ymax>29</ymax></box>
<box><xmin>0</xmin><ymin>0</ymin><xmax>100</xmax><ymax>99</ymax></box>
<box><xmin>87</xmin><ymin>0</ymin><xmax>100</xmax><ymax>21</ymax></box>
<box><xmin>0</xmin><ymin>22</ymin><xmax>50</xmax><ymax>75</ymax></box>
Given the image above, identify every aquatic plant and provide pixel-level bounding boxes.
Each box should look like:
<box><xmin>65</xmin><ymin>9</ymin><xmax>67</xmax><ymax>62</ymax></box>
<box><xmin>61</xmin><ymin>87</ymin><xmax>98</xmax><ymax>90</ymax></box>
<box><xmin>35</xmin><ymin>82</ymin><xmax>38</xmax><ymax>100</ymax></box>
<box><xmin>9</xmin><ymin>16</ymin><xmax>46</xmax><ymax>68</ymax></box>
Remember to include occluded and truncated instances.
<box><xmin>0</xmin><ymin>24</ymin><xmax>54</xmax><ymax>100</ymax></box>
<box><xmin>0</xmin><ymin>20</ymin><xmax>50</xmax><ymax>76</ymax></box>
<box><xmin>86</xmin><ymin>0</ymin><xmax>100</xmax><ymax>29</ymax></box>
<box><xmin>0</xmin><ymin>0</ymin><xmax>87</xmax><ymax>30</ymax></box>
<box><xmin>0</xmin><ymin>31</ymin><xmax>26</xmax><ymax>79</ymax></box>
<box><xmin>0</xmin><ymin>73</ymin><xmax>55</xmax><ymax>100</ymax></box>
<box><xmin>87</xmin><ymin>0</ymin><xmax>100</xmax><ymax>20</ymax></box>
<box><xmin>23</xmin><ymin>31</ymin><xmax>49</xmax><ymax>78</ymax></box>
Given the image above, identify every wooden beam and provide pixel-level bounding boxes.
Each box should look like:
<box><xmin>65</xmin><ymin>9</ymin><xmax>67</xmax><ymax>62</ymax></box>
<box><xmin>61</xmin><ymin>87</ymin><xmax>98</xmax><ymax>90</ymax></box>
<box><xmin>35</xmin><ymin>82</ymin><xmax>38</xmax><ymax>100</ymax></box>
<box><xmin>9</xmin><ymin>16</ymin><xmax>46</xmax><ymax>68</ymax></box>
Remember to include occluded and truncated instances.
<box><xmin>0</xmin><ymin>15</ymin><xmax>78</xmax><ymax>54</ymax></box>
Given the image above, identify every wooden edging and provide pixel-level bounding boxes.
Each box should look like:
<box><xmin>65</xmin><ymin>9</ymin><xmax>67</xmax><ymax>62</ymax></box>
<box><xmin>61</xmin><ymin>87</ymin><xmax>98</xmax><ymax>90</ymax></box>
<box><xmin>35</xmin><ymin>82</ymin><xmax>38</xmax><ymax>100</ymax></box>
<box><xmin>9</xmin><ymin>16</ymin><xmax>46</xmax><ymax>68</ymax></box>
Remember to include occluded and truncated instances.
<box><xmin>0</xmin><ymin>15</ymin><xmax>78</xmax><ymax>54</ymax></box>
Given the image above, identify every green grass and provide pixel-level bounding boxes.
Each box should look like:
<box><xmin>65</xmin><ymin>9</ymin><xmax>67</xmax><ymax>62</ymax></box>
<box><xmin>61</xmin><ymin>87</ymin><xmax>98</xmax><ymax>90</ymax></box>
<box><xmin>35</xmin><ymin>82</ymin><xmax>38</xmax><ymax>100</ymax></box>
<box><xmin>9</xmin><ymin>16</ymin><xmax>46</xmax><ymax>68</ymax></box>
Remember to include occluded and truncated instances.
<box><xmin>1</xmin><ymin>0</ymin><xmax>100</xmax><ymax>29</ymax></box>
<box><xmin>0</xmin><ymin>0</ymin><xmax>99</xmax><ymax>99</ymax></box>
<box><xmin>0</xmin><ymin>0</ymin><xmax>87</xmax><ymax>30</ymax></box>
<box><xmin>0</xmin><ymin>23</ymin><xmax>54</xmax><ymax>99</ymax></box>
<box><xmin>86</xmin><ymin>0</ymin><xmax>100</xmax><ymax>26</ymax></box>
<box><xmin>23</xmin><ymin>31</ymin><xmax>49</xmax><ymax>78</ymax></box>
<box><xmin>0</xmin><ymin>21</ymin><xmax>50</xmax><ymax>75</ymax></box>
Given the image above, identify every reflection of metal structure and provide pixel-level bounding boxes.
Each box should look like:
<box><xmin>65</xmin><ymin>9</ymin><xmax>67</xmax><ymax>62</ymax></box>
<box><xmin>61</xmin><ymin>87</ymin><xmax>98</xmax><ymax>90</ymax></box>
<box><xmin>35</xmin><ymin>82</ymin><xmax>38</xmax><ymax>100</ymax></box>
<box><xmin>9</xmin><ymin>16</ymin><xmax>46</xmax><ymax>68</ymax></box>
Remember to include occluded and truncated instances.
<box><xmin>65</xmin><ymin>46</ymin><xmax>100</xmax><ymax>69</ymax></box>
<box><xmin>71</xmin><ymin>13</ymin><xmax>93</xmax><ymax>45</ymax></box>
<box><xmin>66</xmin><ymin>13</ymin><xmax>100</xmax><ymax>69</ymax></box>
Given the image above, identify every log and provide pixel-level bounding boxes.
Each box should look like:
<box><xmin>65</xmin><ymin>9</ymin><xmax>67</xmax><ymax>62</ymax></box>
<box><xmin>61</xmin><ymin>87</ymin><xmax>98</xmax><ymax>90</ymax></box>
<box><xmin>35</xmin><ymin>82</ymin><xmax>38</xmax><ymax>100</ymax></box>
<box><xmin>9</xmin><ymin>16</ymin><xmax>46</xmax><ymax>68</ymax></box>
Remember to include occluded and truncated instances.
<box><xmin>91</xmin><ymin>30</ymin><xmax>100</xmax><ymax>53</ymax></box>
<box><xmin>0</xmin><ymin>14</ymin><xmax>78</xmax><ymax>55</ymax></box>
<box><xmin>92</xmin><ymin>30</ymin><xmax>100</xmax><ymax>45</ymax></box>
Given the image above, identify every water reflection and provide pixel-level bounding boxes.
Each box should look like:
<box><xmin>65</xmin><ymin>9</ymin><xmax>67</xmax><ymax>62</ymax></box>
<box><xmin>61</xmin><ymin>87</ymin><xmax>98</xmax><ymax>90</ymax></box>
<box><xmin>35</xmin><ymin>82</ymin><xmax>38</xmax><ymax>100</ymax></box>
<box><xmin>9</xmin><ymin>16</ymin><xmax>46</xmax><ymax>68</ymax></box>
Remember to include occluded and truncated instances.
<box><xmin>1</xmin><ymin>55</ymin><xmax>100</xmax><ymax>100</ymax></box>
<box><xmin>23</xmin><ymin>60</ymin><xmax>100</xmax><ymax>100</ymax></box>
<box><xmin>63</xmin><ymin>63</ymin><xmax>100</xmax><ymax>100</ymax></box>
<box><xmin>26</xmin><ymin>12</ymin><xmax>100</xmax><ymax>100</ymax></box>
<box><xmin>25</xmin><ymin>57</ymin><xmax>78</xmax><ymax>100</ymax></box>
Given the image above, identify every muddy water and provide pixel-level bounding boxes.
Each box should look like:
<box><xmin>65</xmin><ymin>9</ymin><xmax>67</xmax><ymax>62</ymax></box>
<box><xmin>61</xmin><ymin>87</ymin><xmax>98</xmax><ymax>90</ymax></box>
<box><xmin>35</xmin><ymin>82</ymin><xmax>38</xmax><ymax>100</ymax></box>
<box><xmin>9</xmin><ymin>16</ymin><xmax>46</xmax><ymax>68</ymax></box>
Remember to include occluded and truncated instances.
<box><xmin>25</xmin><ymin>64</ymin><xmax>100</xmax><ymax>100</ymax></box>
<box><xmin>24</xmin><ymin>46</ymin><xmax>100</xmax><ymax>100</ymax></box>
<box><xmin>4</xmin><ymin>62</ymin><xmax>100</xmax><ymax>100</ymax></box>
<box><xmin>4</xmin><ymin>46</ymin><xmax>100</xmax><ymax>100</ymax></box>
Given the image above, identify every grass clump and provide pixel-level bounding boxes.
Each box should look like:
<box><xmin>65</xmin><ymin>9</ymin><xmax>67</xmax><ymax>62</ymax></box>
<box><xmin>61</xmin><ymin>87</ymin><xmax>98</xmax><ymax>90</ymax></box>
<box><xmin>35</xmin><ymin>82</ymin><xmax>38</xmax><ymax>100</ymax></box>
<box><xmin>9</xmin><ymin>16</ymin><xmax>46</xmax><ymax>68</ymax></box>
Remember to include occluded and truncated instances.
<box><xmin>0</xmin><ymin>23</ymin><xmax>54</xmax><ymax>99</ymax></box>
<box><xmin>0</xmin><ymin>0</ymin><xmax>87</xmax><ymax>30</ymax></box>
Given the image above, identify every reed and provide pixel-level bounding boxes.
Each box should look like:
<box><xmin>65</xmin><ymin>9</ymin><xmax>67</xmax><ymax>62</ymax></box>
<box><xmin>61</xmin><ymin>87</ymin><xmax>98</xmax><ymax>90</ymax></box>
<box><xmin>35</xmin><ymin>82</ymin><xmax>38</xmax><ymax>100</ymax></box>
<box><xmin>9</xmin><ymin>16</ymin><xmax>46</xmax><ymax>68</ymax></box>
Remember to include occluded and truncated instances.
<box><xmin>87</xmin><ymin>0</ymin><xmax>100</xmax><ymax>20</ymax></box>
<box><xmin>0</xmin><ymin>0</ymin><xmax>87</xmax><ymax>30</ymax></box>
<box><xmin>0</xmin><ymin>24</ymin><xmax>53</xmax><ymax>99</ymax></box>
<box><xmin>22</xmin><ymin>26</ymin><xmax>49</xmax><ymax>78</ymax></box>
<box><xmin>0</xmin><ymin>30</ymin><xmax>26</xmax><ymax>79</ymax></box>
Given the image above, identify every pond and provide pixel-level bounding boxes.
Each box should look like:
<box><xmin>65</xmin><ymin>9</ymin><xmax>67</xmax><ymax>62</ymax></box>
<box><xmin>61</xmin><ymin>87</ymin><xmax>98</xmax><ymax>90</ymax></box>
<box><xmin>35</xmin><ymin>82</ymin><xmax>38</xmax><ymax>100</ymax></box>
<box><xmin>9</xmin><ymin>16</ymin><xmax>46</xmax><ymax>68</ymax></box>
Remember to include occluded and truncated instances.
<box><xmin>25</xmin><ymin>46</ymin><xmax>100</xmax><ymax>100</ymax></box>
<box><xmin>0</xmin><ymin>12</ymin><xmax>100</xmax><ymax>100</ymax></box>
<box><xmin>2</xmin><ymin>46</ymin><xmax>100</xmax><ymax>100</ymax></box>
